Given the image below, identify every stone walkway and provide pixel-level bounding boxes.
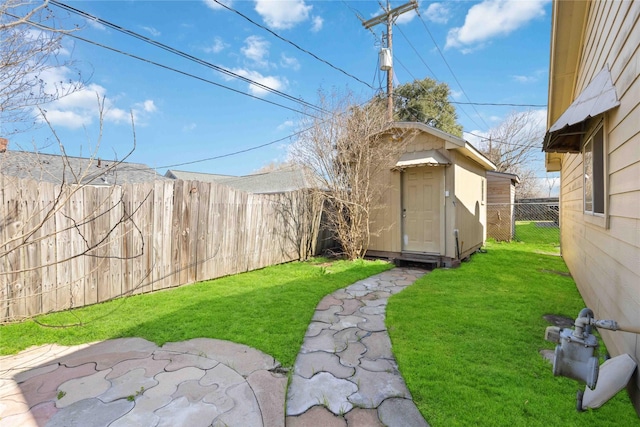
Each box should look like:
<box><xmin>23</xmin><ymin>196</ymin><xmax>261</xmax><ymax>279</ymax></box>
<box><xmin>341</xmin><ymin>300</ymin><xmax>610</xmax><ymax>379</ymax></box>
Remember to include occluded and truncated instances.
<box><xmin>0</xmin><ymin>267</ymin><xmax>428</xmax><ymax>427</ymax></box>
<box><xmin>0</xmin><ymin>338</ymin><xmax>287</xmax><ymax>427</ymax></box>
<box><xmin>286</xmin><ymin>267</ymin><xmax>429</xmax><ymax>427</ymax></box>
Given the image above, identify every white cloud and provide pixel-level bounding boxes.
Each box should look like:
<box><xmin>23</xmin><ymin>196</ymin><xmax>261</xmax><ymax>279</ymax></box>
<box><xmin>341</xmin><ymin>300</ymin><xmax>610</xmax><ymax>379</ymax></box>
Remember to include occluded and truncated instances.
<box><xmin>241</xmin><ymin>36</ymin><xmax>270</xmax><ymax>67</ymax></box>
<box><xmin>140</xmin><ymin>100</ymin><xmax>157</xmax><ymax>113</ymax></box>
<box><xmin>464</xmin><ymin>130</ymin><xmax>489</xmax><ymax>146</ymax></box>
<box><xmin>231</xmin><ymin>68</ymin><xmax>287</xmax><ymax>97</ymax></box>
<box><xmin>183</xmin><ymin>122</ymin><xmax>197</xmax><ymax>132</ymax></box>
<box><xmin>512</xmin><ymin>69</ymin><xmax>547</xmax><ymax>83</ymax></box>
<box><xmin>205</xmin><ymin>37</ymin><xmax>227</xmax><ymax>54</ymax></box>
<box><xmin>446</xmin><ymin>0</ymin><xmax>549</xmax><ymax>50</ymax></box>
<box><xmin>396</xmin><ymin>10</ymin><xmax>417</xmax><ymax>25</ymax></box>
<box><xmin>141</xmin><ymin>26</ymin><xmax>161</xmax><ymax>37</ymax></box>
<box><xmin>277</xmin><ymin>120</ymin><xmax>294</xmax><ymax>131</ymax></box>
<box><xmin>450</xmin><ymin>89</ymin><xmax>463</xmax><ymax>100</ymax></box>
<box><xmin>311</xmin><ymin>15</ymin><xmax>323</xmax><ymax>32</ymax></box>
<box><xmin>512</xmin><ymin>74</ymin><xmax>536</xmax><ymax>83</ymax></box>
<box><xmin>280</xmin><ymin>53</ymin><xmax>300</xmax><ymax>71</ymax></box>
<box><xmin>85</xmin><ymin>16</ymin><xmax>107</xmax><ymax>31</ymax></box>
<box><xmin>203</xmin><ymin>0</ymin><xmax>232</xmax><ymax>11</ymax></box>
<box><xmin>424</xmin><ymin>3</ymin><xmax>451</xmax><ymax>24</ymax></box>
<box><xmin>255</xmin><ymin>0</ymin><xmax>312</xmax><ymax>29</ymax></box>
<box><xmin>35</xmin><ymin>68</ymin><xmax>157</xmax><ymax>129</ymax></box>
<box><xmin>41</xmin><ymin>110</ymin><xmax>92</xmax><ymax>130</ymax></box>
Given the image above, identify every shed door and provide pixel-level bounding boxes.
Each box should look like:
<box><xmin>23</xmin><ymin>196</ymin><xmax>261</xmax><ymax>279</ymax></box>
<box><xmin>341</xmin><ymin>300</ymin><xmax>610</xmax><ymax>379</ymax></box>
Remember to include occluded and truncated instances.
<box><xmin>402</xmin><ymin>167</ymin><xmax>442</xmax><ymax>253</ymax></box>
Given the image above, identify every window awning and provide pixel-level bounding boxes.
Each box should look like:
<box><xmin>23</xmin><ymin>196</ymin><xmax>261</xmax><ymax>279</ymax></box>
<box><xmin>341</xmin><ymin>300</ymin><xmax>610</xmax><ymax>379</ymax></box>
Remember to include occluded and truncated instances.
<box><xmin>395</xmin><ymin>150</ymin><xmax>451</xmax><ymax>169</ymax></box>
<box><xmin>543</xmin><ymin>66</ymin><xmax>620</xmax><ymax>153</ymax></box>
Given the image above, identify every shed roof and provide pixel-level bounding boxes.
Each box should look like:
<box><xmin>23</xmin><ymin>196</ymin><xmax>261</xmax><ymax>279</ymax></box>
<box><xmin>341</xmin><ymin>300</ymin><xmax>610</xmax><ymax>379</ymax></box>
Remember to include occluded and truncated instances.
<box><xmin>395</xmin><ymin>150</ymin><xmax>451</xmax><ymax>169</ymax></box>
<box><xmin>389</xmin><ymin>122</ymin><xmax>496</xmax><ymax>171</ymax></box>
<box><xmin>0</xmin><ymin>151</ymin><xmax>168</xmax><ymax>185</ymax></box>
<box><xmin>487</xmin><ymin>170</ymin><xmax>520</xmax><ymax>184</ymax></box>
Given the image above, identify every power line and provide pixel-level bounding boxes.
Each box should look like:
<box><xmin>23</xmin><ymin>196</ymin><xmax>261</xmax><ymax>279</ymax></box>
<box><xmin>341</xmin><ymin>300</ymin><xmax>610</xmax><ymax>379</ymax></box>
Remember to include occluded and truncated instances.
<box><xmin>62</xmin><ymin>31</ymin><xmax>317</xmax><ymax>118</ymax></box>
<box><xmin>453</xmin><ymin>101</ymin><xmax>547</xmax><ymax>107</ymax></box>
<box><xmin>9</xmin><ymin>12</ymin><xmax>318</xmax><ymax>118</ymax></box>
<box><xmin>49</xmin><ymin>0</ymin><xmax>324</xmax><ymax>114</ymax></box>
<box><xmin>345</xmin><ymin>2</ymin><xmax>486</xmax><ymax>130</ymax></box>
<box><xmin>210</xmin><ymin>0</ymin><xmax>374</xmax><ymax>90</ymax></box>
<box><xmin>415</xmin><ymin>11</ymin><xmax>491</xmax><ymax>129</ymax></box>
<box><xmin>394</xmin><ymin>24</ymin><xmax>438</xmax><ymax>81</ymax></box>
<box><xmin>155</xmin><ymin>130</ymin><xmax>305</xmax><ymax>170</ymax></box>
<box><xmin>392</xmin><ymin>57</ymin><xmax>486</xmax><ymax>130</ymax></box>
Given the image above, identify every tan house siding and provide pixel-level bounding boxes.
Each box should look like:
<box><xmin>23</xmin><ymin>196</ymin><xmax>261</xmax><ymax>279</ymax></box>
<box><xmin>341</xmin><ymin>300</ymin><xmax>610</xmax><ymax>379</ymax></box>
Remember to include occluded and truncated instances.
<box><xmin>547</xmin><ymin>0</ymin><xmax>640</xmax><ymax>410</ymax></box>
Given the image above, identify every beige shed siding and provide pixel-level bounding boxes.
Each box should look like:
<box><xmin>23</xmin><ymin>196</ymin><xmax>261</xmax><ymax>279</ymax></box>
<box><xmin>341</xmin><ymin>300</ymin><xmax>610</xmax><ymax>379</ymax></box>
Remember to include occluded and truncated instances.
<box><xmin>487</xmin><ymin>173</ymin><xmax>516</xmax><ymax>241</ymax></box>
<box><xmin>452</xmin><ymin>152</ymin><xmax>487</xmax><ymax>258</ymax></box>
<box><xmin>369</xmin><ymin>134</ymin><xmax>445</xmax><ymax>254</ymax></box>
<box><xmin>556</xmin><ymin>0</ymin><xmax>640</xmax><ymax>402</ymax></box>
<box><xmin>369</xmin><ymin>166</ymin><xmax>402</xmax><ymax>253</ymax></box>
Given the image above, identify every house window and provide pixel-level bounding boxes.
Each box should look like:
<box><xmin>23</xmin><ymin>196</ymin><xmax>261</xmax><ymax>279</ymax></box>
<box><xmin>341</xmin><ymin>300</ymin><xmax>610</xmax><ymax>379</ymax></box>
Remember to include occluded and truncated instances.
<box><xmin>583</xmin><ymin>124</ymin><xmax>605</xmax><ymax>215</ymax></box>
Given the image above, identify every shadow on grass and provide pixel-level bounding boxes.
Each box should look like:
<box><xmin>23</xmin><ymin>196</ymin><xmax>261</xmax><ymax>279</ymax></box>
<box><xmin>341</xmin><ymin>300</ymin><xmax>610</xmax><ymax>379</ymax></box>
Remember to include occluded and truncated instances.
<box><xmin>386</xmin><ymin>244</ymin><xmax>639</xmax><ymax>427</ymax></box>
<box><xmin>1</xmin><ymin>261</ymin><xmax>391</xmax><ymax>368</ymax></box>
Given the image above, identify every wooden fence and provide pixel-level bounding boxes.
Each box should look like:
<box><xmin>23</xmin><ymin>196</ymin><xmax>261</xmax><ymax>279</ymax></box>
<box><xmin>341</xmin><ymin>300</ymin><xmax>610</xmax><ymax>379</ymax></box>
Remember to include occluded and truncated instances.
<box><xmin>0</xmin><ymin>176</ymin><xmax>324</xmax><ymax>322</ymax></box>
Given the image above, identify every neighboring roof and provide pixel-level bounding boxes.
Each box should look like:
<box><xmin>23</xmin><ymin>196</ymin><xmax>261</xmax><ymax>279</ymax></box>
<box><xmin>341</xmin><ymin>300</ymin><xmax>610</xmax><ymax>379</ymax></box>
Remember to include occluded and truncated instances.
<box><xmin>165</xmin><ymin>168</ymin><xmax>322</xmax><ymax>194</ymax></box>
<box><xmin>389</xmin><ymin>122</ymin><xmax>497</xmax><ymax>171</ymax></box>
<box><xmin>395</xmin><ymin>150</ymin><xmax>451</xmax><ymax>169</ymax></box>
<box><xmin>487</xmin><ymin>171</ymin><xmax>520</xmax><ymax>184</ymax></box>
<box><xmin>543</xmin><ymin>66</ymin><xmax>620</xmax><ymax>153</ymax></box>
<box><xmin>0</xmin><ymin>151</ymin><xmax>168</xmax><ymax>185</ymax></box>
<box><xmin>165</xmin><ymin>170</ymin><xmax>236</xmax><ymax>183</ymax></box>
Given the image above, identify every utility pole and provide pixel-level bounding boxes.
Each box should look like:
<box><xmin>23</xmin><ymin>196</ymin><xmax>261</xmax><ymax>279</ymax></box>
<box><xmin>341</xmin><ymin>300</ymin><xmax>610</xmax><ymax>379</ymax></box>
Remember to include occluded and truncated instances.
<box><xmin>362</xmin><ymin>0</ymin><xmax>418</xmax><ymax>120</ymax></box>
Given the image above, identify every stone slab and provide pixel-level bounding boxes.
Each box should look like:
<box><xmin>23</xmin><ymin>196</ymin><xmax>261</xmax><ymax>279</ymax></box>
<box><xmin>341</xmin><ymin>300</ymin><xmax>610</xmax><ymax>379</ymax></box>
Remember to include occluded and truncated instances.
<box><xmin>347</xmin><ymin>368</ymin><xmax>411</xmax><ymax>408</ymax></box>
<box><xmin>286</xmin><ymin>405</ymin><xmax>347</xmax><ymax>427</ymax></box>
<box><xmin>47</xmin><ymin>397</ymin><xmax>134</xmax><ymax>427</ymax></box>
<box><xmin>344</xmin><ymin>408</ymin><xmax>385</xmax><ymax>426</ymax></box>
<box><xmin>378</xmin><ymin>398</ymin><xmax>429</xmax><ymax>427</ymax></box>
<box><xmin>247</xmin><ymin>369</ymin><xmax>287</xmax><ymax>427</ymax></box>
<box><xmin>294</xmin><ymin>351</ymin><xmax>355</xmax><ymax>379</ymax></box>
<box><xmin>287</xmin><ymin>372</ymin><xmax>357</xmax><ymax>416</ymax></box>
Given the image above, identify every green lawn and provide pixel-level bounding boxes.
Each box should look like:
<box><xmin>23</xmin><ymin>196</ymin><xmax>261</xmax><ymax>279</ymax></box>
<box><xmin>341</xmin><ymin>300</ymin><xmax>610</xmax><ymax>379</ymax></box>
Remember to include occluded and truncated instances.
<box><xmin>0</xmin><ymin>258</ymin><xmax>392</xmax><ymax>366</ymax></box>
<box><xmin>387</xmin><ymin>225</ymin><xmax>638</xmax><ymax>426</ymax></box>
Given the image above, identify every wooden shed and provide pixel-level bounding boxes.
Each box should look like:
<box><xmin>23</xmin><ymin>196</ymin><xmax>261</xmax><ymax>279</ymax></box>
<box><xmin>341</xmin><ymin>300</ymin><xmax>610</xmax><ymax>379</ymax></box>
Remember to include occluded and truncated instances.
<box><xmin>367</xmin><ymin>122</ymin><xmax>496</xmax><ymax>267</ymax></box>
<box><xmin>486</xmin><ymin>171</ymin><xmax>519</xmax><ymax>241</ymax></box>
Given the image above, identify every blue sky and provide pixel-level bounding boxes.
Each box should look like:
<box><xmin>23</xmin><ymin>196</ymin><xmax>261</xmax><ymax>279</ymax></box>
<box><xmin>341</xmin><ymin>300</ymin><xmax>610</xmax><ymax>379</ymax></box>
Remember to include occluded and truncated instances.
<box><xmin>9</xmin><ymin>0</ymin><xmax>554</xmax><ymax>182</ymax></box>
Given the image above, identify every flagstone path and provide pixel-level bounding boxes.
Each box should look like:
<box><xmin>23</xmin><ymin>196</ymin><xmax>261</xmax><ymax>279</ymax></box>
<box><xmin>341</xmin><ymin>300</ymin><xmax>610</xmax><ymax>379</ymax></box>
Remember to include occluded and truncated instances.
<box><xmin>285</xmin><ymin>267</ymin><xmax>429</xmax><ymax>427</ymax></box>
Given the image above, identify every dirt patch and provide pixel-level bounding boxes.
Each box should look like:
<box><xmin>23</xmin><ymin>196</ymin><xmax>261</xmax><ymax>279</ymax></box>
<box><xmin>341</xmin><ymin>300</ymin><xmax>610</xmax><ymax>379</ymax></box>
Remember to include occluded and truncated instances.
<box><xmin>539</xmin><ymin>269</ymin><xmax>572</xmax><ymax>277</ymax></box>
<box><xmin>543</xmin><ymin>314</ymin><xmax>574</xmax><ymax>328</ymax></box>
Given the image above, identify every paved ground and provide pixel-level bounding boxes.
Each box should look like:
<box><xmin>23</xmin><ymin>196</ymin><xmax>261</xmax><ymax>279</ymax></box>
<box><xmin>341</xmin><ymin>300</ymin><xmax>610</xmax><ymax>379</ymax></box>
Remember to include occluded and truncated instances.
<box><xmin>0</xmin><ymin>268</ymin><xmax>428</xmax><ymax>427</ymax></box>
<box><xmin>0</xmin><ymin>338</ymin><xmax>287</xmax><ymax>427</ymax></box>
<box><xmin>286</xmin><ymin>267</ymin><xmax>429</xmax><ymax>427</ymax></box>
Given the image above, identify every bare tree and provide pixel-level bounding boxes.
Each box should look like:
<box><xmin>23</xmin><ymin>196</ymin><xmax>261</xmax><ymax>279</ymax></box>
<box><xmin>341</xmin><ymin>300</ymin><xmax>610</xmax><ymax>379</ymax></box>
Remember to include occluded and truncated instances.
<box><xmin>0</xmin><ymin>107</ymin><xmax>151</xmax><ymax>323</ymax></box>
<box><xmin>1</xmin><ymin>0</ymin><xmax>83</xmax><ymax>135</ymax></box>
<box><xmin>475</xmin><ymin>110</ymin><xmax>546</xmax><ymax>198</ymax></box>
<box><xmin>289</xmin><ymin>91</ymin><xmax>410</xmax><ymax>260</ymax></box>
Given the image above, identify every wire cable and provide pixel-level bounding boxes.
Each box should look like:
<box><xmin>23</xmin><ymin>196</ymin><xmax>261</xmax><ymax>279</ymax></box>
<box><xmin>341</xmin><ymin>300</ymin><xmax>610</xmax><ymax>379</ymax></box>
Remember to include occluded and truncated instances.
<box><xmin>415</xmin><ymin>11</ymin><xmax>491</xmax><ymax>129</ymax></box>
<box><xmin>8</xmin><ymin>14</ymin><xmax>318</xmax><ymax>119</ymax></box>
<box><xmin>210</xmin><ymin>0</ymin><xmax>374</xmax><ymax>90</ymax></box>
<box><xmin>49</xmin><ymin>0</ymin><xmax>325</xmax><ymax>114</ymax></box>
<box><xmin>394</xmin><ymin>22</ymin><xmax>438</xmax><ymax>80</ymax></box>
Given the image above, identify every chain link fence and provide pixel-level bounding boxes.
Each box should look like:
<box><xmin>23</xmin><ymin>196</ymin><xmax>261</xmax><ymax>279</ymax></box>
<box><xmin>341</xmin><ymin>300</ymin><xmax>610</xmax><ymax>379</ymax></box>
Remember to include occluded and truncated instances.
<box><xmin>487</xmin><ymin>199</ymin><xmax>559</xmax><ymax>243</ymax></box>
